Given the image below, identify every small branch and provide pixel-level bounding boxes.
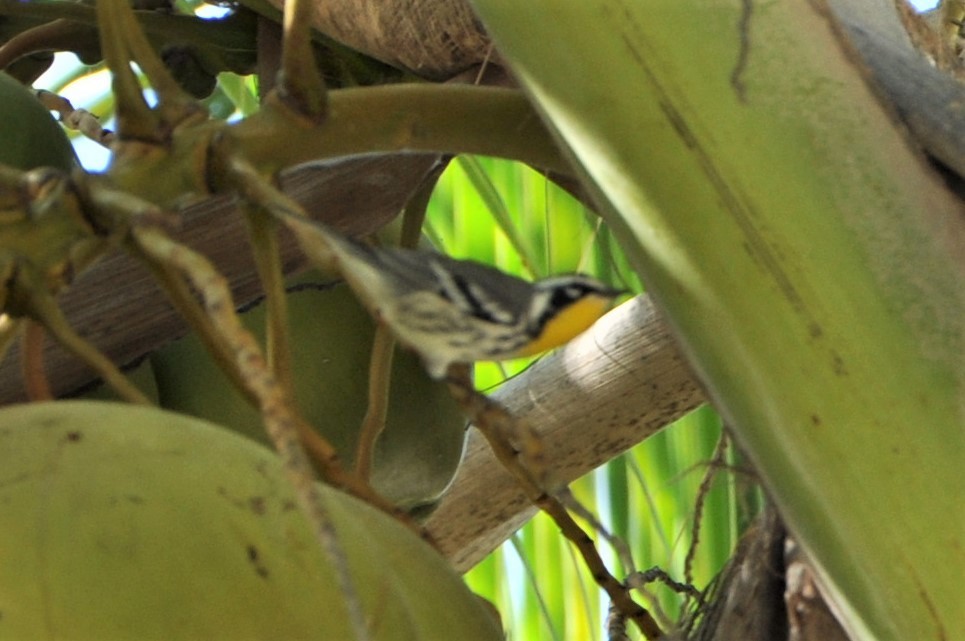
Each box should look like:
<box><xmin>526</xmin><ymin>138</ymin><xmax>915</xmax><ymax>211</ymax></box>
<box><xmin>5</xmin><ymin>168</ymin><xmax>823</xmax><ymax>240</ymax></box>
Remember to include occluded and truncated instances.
<box><xmin>140</xmin><ymin>256</ymin><xmax>261</xmax><ymax>404</ymax></box>
<box><xmin>0</xmin><ymin>18</ymin><xmax>76</xmax><ymax>71</ymax></box>
<box><xmin>233</xmin><ymin>85</ymin><xmax>570</xmax><ymax>177</ymax></box>
<box><xmin>94</xmin><ymin>0</ymin><xmax>160</xmax><ymax>141</ymax></box>
<box><xmin>21</xmin><ymin>319</ymin><xmax>52</xmax><ymax>401</ymax></box>
<box><xmin>241</xmin><ymin>205</ymin><xmax>294</xmax><ymax>395</ymax></box>
<box><xmin>560</xmin><ymin>488</ymin><xmax>637</xmax><ymax>577</ymax></box>
<box><xmin>354</xmin><ymin>324</ymin><xmax>394</xmax><ymax>480</ymax></box>
<box><xmin>445</xmin><ymin>365</ymin><xmax>663</xmax><ymax>640</ymax></box>
<box><xmin>36</xmin><ymin>90</ymin><xmax>115</xmax><ymax>148</ymax></box>
<box><xmin>25</xmin><ymin>288</ymin><xmax>150</xmax><ymax>405</ymax></box>
<box><xmin>684</xmin><ymin>433</ymin><xmax>730</xmax><ymax>587</ymax></box>
<box><xmin>105</xmin><ymin>0</ymin><xmax>205</xmax><ymax>130</ymax></box>
<box><xmin>276</xmin><ymin>0</ymin><xmax>327</xmax><ymax>121</ymax></box>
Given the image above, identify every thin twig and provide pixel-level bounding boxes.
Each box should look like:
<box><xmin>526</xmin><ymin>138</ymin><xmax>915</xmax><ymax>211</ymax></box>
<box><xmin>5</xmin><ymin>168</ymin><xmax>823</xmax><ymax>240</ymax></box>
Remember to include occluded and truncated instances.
<box><xmin>560</xmin><ymin>488</ymin><xmax>637</xmax><ymax>577</ymax></box>
<box><xmin>606</xmin><ymin>603</ymin><xmax>631</xmax><ymax>641</ymax></box>
<box><xmin>627</xmin><ymin>567</ymin><xmax>703</xmax><ymax>603</ymax></box>
<box><xmin>242</xmin><ymin>206</ymin><xmax>294</xmax><ymax>395</ymax></box>
<box><xmin>36</xmin><ymin>90</ymin><xmax>115</xmax><ymax>148</ymax></box>
<box><xmin>684</xmin><ymin>433</ymin><xmax>730</xmax><ymax>587</ymax></box>
<box><xmin>355</xmin><ymin>324</ymin><xmax>395</xmax><ymax>480</ymax></box>
<box><xmin>94</xmin><ymin>0</ymin><xmax>160</xmax><ymax>141</ymax></box>
<box><xmin>21</xmin><ymin>319</ymin><xmax>53</xmax><ymax>400</ymax></box>
<box><xmin>140</xmin><ymin>257</ymin><xmax>258</xmax><ymax>403</ymax></box>
<box><xmin>278</xmin><ymin>0</ymin><xmax>327</xmax><ymax>121</ymax></box>
<box><xmin>26</xmin><ymin>289</ymin><xmax>150</xmax><ymax>405</ymax></box>
<box><xmin>101</xmin><ymin>0</ymin><xmax>203</xmax><ymax>129</ymax></box>
<box><xmin>445</xmin><ymin>365</ymin><xmax>664</xmax><ymax>641</ymax></box>
<box><xmin>0</xmin><ymin>19</ymin><xmax>75</xmax><ymax>75</ymax></box>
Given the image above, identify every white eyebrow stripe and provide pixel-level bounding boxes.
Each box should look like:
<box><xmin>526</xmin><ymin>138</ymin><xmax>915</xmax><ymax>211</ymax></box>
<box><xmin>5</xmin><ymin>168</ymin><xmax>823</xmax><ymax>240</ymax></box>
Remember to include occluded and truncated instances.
<box><xmin>527</xmin><ymin>289</ymin><xmax>555</xmax><ymax>330</ymax></box>
<box><xmin>465</xmin><ymin>281</ymin><xmax>515</xmax><ymax>324</ymax></box>
<box><xmin>430</xmin><ymin>260</ymin><xmax>517</xmax><ymax>324</ymax></box>
<box><xmin>430</xmin><ymin>260</ymin><xmax>474</xmax><ymax>312</ymax></box>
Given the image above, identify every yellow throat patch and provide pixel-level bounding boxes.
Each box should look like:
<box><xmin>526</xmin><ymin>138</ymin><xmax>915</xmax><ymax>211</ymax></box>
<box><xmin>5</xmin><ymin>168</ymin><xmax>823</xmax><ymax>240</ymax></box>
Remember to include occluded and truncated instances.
<box><xmin>510</xmin><ymin>294</ymin><xmax>614</xmax><ymax>358</ymax></box>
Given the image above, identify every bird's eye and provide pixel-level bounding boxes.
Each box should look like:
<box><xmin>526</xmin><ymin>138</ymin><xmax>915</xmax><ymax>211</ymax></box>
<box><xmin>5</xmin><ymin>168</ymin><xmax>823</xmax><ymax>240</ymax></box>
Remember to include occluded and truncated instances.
<box><xmin>565</xmin><ymin>285</ymin><xmax>585</xmax><ymax>299</ymax></box>
<box><xmin>550</xmin><ymin>285</ymin><xmax>584</xmax><ymax>310</ymax></box>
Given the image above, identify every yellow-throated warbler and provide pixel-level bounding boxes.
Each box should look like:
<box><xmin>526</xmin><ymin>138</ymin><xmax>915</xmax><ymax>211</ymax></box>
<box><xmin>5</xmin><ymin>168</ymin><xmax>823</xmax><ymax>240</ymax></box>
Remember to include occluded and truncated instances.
<box><xmin>290</xmin><ymin>217</ymin><xmax>625</xmax><ymax>379</ymax></box>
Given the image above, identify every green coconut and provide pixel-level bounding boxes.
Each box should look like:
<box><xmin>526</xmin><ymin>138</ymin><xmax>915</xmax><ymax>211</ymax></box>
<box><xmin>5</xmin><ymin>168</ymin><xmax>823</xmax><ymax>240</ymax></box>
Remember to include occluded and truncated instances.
<box><xmin>0</xmin><ymin>72</ymin><xmax>76</xmax><ymax>172</ymax></box>
<box><xmin>149</xmin><ymin>281</ymin><xmax>466</xmax><ymax>512</ymax></box>
<box><xmin>0</xmin><ymin>401</ymin><xmax>502</xmax><ymax>640</ymax></box>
